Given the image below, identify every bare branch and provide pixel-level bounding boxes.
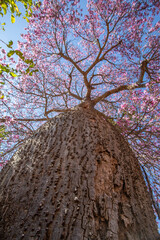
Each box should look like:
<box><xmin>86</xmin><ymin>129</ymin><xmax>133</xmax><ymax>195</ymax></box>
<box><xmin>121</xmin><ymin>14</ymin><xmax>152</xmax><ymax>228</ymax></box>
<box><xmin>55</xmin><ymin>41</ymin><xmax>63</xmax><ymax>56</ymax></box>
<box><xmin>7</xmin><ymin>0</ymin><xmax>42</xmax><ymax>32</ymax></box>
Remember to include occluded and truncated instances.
<box><xmin>141</xmin><ymin>165</ymin><xmax>160</xmax><ymax>220</ymax></box>
<box><xmin>138</xmin><ymin>59</ymin><xmax>149</xmax><ymax>84</ymax></box>
<box><xmin>64</xmin><ymin>68</ymin><xmax>83</xmax><ymax>101</ymax></box>
<box><xmin>0</xmin><ymin>140</ymin><xmax>24</xmax><ymax>158</ymax></box>
<box><xmin>76</xmin><ymin>53</ymin><xmax>92</xmax><ymax>64</ymax></box>
<box><xmin>85</xmin><ymin>23</ymin><xmax>110</xmax><ymax>74</ymax></box>
<box><xmin>0</xmin><ymin>118</ymin><xmax>48</xmax><ymax>123</ymax></box>
<box><xmin>92</xmin><ymin>83</ymin><xmax>145</xmax><ymax>106</ymax></box>
<box><xmin>59</xmin><ymin>52</ymin><xmax>84</xmax><ymax>75</ymax></box>
<box><xmin>99</xmin><ymin>40</ymin><xmax>122</xmax><ymax>62</ymax></box>
<box><xmin>45</xmin><ymin>107</ymin><xmax>71</xmax><ymax>115</ymax></box>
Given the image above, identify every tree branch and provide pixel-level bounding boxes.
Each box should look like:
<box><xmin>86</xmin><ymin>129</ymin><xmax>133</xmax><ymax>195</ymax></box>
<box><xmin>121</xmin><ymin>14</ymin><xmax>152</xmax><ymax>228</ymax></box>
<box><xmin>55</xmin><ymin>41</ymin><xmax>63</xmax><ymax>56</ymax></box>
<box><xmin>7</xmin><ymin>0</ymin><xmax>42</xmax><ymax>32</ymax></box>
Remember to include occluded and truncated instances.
<box><xmin>85</xmin><ymin>23</ymin><xmax>110</xmax><ymax>74</ymax></box>
<box><xmin>0</xmin><ymin>118</ymin><xmax>48</xmax><ymax>123</ymax></box>
<box><xmin>138</xmin><ymin>59</ymin><xmax>149</xmax><ymax>83</ymax></box>
<box><xmin>59</xmin><ymin>52</ymin><xmax>84</xmax><ymax>75</ymax></box>
<box><xmin>141</xmin><ymin>165</ymin><xmax>160</xmax><ymax>220</ymax></box>
<box><xmin>92</xmin><ymin>83</ymin><xmax>145</xmax><ymax>106</ymax></box>
<box><xmin>65</xmin><ymin>68</ymin><xmax>83</xmax><ymax>101</ymax></box>
<box><xmin>45</xmin><ymin>107</ymin><xmax>71</xmax><ymax>115</ymax></box>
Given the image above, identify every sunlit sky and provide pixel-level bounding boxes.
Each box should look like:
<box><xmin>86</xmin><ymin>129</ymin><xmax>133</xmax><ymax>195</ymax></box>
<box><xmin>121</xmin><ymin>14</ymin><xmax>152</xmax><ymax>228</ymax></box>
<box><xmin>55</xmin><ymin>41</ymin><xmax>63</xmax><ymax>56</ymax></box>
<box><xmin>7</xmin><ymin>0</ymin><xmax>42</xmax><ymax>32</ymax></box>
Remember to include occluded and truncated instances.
<box><xmin>0</xmin><ymin>4</ymin><xmax>28</xmax><ymax>50</ymax></box>
<box><xmin>0</xmin><ymin>0</ymin><xmax>87</xmax><ymax>50</ymax></box>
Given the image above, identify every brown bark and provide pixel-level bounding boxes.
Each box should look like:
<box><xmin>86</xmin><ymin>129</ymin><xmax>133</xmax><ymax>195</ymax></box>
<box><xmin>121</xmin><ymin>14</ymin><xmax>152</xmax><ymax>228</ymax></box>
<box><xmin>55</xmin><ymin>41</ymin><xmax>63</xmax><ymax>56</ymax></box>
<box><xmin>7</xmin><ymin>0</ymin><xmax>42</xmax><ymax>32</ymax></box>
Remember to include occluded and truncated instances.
<box><xmin>0</xmin><ymin>107</ymin><xmax>159</xmax><ymax>240</ymax></box>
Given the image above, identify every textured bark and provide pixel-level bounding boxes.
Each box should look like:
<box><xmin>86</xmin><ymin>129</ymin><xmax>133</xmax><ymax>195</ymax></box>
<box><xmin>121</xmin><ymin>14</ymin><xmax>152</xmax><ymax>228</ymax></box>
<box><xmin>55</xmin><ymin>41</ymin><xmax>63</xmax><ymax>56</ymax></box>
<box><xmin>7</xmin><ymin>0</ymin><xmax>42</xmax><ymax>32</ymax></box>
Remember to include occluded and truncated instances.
<box><xmin>0</xmin><ymin>107</ymin><xmax>159</xmax><ymax>240</ymax></box>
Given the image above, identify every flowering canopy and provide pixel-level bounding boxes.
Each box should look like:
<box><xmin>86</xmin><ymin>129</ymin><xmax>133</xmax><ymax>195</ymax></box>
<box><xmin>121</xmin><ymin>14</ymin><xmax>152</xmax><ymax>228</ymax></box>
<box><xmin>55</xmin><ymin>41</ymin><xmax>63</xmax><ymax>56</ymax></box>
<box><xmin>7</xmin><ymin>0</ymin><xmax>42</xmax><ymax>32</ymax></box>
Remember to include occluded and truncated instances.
<box><xmin>0</xmin><ymin>0</ymin><xmax>160</xmax><ymax>216</ymax></box>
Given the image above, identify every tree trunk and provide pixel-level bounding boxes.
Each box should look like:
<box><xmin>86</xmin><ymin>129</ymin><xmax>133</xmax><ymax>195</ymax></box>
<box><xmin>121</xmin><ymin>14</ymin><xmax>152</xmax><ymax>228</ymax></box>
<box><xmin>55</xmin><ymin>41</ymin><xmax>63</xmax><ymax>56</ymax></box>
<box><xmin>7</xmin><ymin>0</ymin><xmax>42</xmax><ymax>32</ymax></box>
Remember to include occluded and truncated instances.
<box><xmin>0</xmin><ymin>107</ymin><xmax>159</xmax><ymax>240</ymax></box>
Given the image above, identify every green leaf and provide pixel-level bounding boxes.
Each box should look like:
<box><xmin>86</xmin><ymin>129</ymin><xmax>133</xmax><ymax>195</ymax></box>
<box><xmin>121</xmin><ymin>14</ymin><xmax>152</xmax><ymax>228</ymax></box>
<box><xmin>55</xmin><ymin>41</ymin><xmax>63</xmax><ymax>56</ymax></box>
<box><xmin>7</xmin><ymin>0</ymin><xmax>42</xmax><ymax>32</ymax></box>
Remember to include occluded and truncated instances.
<box><xmin>7</xmin><ymin>40</ymin><xmax>13</xmax><ymax>48</ymax></box>
<box><xmin>15</xmin><ymin>50</ymin><xmax>23</xmax><ymax>59</ymax></box>
<box><xmin>25</xmin><ymin>68</ymin><xmax>30</xmax><ymax>74</ymax></box>
<box><xmin>11</xmin><ymin>15</ymin><xmax>15</xmax><ymax>23</ymax></box>
<box><xmin>1</xmin><ymin>3</ymin><xmax>7</xmax><ymax>15</ymax></box>
<box><xmin>10</xmin><ymin>72</ymin><xmax>17</xmax><ymax>77</ymax></box>
<box><xmin>0</xmin><ymin>94</ymin><xmax>4</xmax><ymax>99</ymax></box>
<box><xmin>0</xmin><ymin>82</ymin><xmax>5</xmax><ymax>85</ymax></box>
<box><xmin>29</xmin><ymin>71</ymin><xmax>33</xmax><ymax>76</ymax></box>
<box><xmin>23</xmin><ymin>16</ymin><xmax>30</xmax><ymax>22</ymax></box>
<box><xmin>0</xmin><ymin>64</ymin><xmax>10</xmax><ymax>73</ymax></box>
<box><xmin>3</xmin><ymin>7</ymin><xmax>7</xmax><ymax>15</ymax></box>
<box><xmin>10</xmin><ymin>5</ymin><xmax>15</xmax><ymax>14</ymax></box>
<box><xmin>25</xmin><ymin>59</ymin><xmax>34</xmax><ymax>64</ymax></box>
<box><xmin>7</xmin><ymin>50</ymin><xmax>15</xmax><ymax>57</ymax></box>
<box><xmin>0</xmin><ymin>124</ymin><xmax>9</xmax><ymax>139</ymax></box>
<box><xmin>29</xmin><ymin>63</ymin><xmax>35</xmax><ymax>68</ymax></box>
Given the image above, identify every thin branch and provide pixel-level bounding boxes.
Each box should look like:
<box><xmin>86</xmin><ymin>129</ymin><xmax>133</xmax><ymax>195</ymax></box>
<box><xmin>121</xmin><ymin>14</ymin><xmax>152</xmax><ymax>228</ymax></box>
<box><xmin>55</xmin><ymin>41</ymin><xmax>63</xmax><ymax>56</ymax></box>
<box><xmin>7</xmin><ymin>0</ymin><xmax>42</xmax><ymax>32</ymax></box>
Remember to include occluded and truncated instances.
<box><xmin>0</xmin><ymin>140</ymin><xmax>24</xmax><ymax>158</ymax></box>
<box><xmin>85</xmin><ymin>23</ymin><xmax>110</xmax><ymax>74</ymax></box>
<box><xmin>141</xmin><ymin>165</ymin><xmax>160</xmax><ymax>220</ymax></box>
<box><xmin>45</xmin><ymin>107</ymin><xmax>71</xmax><ymax>115</ymax></box>
<box><xmin>92</xmin><ymin>83</ymin><xmax>145</xmax><ymax>105</ymax></box>
<box><xmin>65</xmin><ymin>68</ymin><xmax>83</xmax><ymax>101</ymax></box>
<box><xmin>75</xmin><ymin>53</ymin><xmax>92</xmax><ymax>64</ymax></box>
<box><xmin>138</xmin><ymin>59</ymin><xmax>149</xmax><ymax>84</ymax></box>
<box><xmin>0</xmin><ymin>118</ymin><xmax>48</xmax><ymax>123</ymax></box>
<box><xmin>99</xmin><ymin>40</ymin><xmax>122</xmax><ymax>62</ymax></box>
<box><xmin>59</xmin><ymin>52</ymin><xmax>84</xmax><ymax>75</ymax></box>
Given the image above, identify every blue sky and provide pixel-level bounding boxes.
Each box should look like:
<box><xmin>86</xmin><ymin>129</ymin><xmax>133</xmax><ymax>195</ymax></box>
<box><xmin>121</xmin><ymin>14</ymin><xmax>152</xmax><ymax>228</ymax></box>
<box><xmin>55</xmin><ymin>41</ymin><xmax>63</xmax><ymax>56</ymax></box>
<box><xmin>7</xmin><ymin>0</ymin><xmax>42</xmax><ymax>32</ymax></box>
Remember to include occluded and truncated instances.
<box><xmin>0</xmin><ymin>5</ymin><xmax>28</xmax><ymax>50</ymax></box>
<box><xmin>0</xmin><ymin>0</ymin><xmax>88</xmax><ymax>50</ymax></box>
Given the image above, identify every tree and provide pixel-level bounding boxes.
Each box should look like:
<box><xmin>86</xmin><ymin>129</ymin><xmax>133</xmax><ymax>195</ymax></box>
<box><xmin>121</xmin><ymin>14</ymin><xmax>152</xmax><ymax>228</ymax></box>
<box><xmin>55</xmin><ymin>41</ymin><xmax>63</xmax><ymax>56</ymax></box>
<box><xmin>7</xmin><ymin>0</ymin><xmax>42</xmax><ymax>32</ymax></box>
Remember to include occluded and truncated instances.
<box><xmin>0</xmin><ymin>0</ymin><xmax>160</xmax><ymax>238</ymax></box>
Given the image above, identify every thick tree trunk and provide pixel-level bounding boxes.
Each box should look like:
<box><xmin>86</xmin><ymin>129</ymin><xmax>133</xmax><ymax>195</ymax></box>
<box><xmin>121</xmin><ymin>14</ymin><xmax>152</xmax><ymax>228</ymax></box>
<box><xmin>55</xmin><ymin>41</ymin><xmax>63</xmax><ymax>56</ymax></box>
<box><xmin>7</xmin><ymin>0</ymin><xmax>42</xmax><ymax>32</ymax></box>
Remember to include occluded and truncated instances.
<box><xmin>0</xmin><ymin>107</ymin><xmax>159</xmax><ymax>240</ymax></box>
